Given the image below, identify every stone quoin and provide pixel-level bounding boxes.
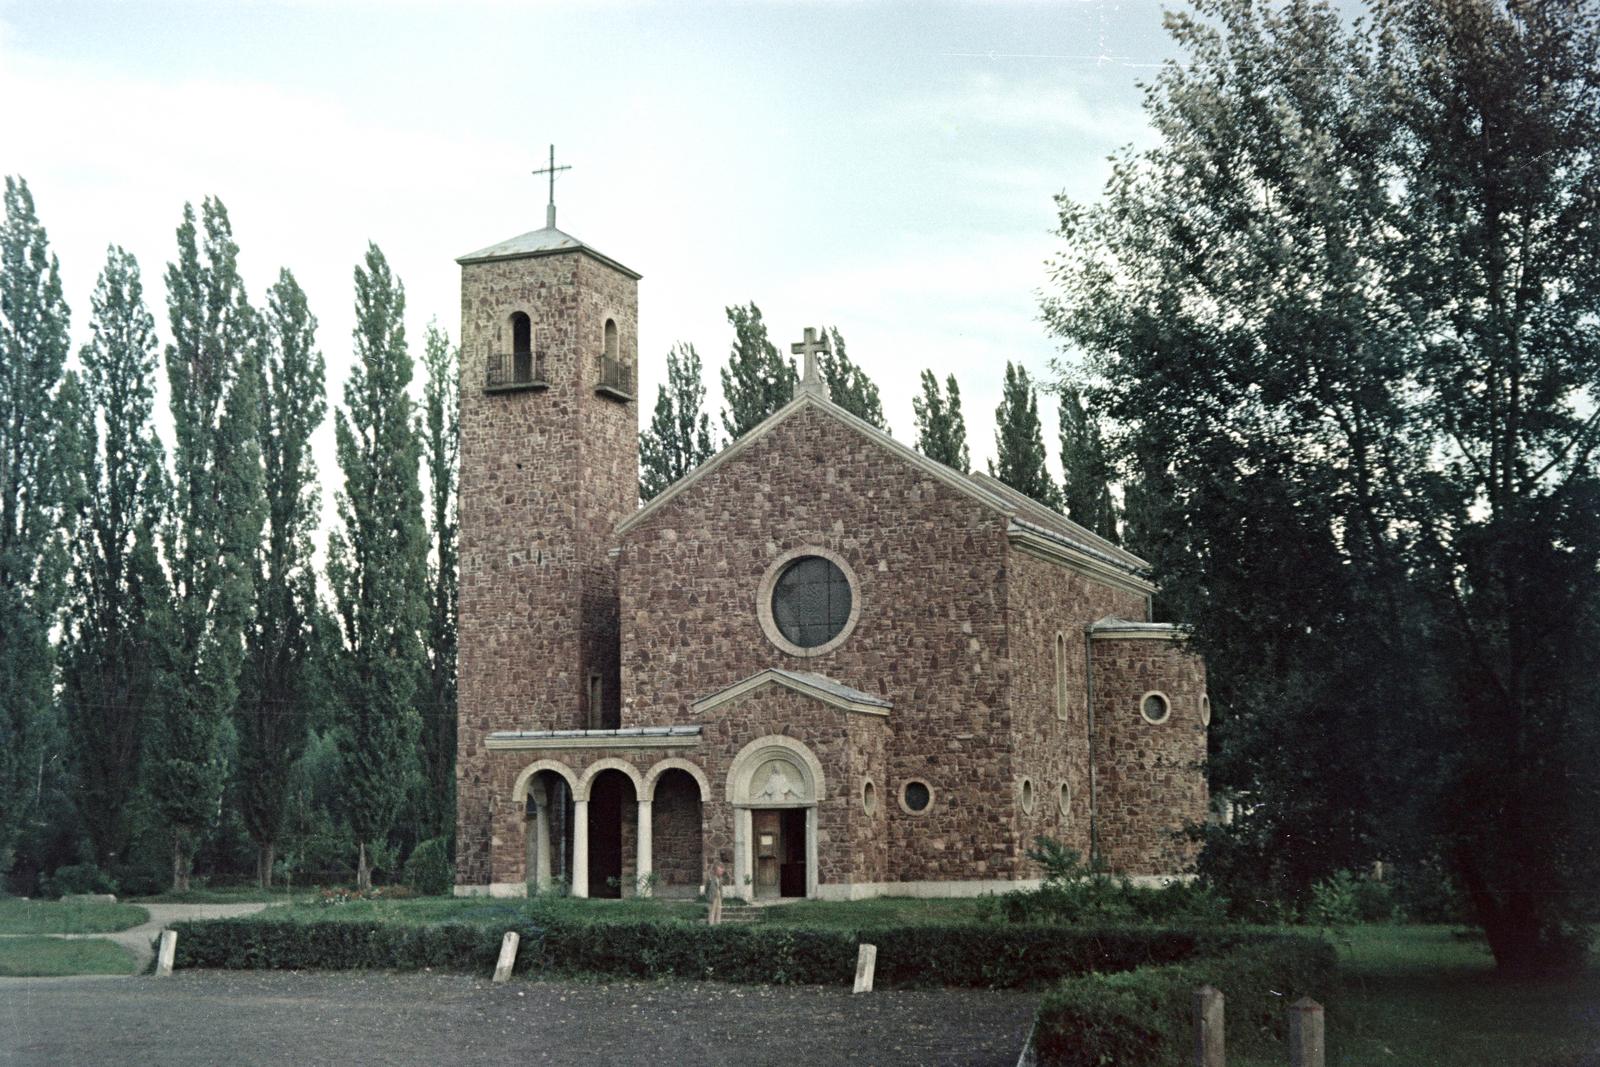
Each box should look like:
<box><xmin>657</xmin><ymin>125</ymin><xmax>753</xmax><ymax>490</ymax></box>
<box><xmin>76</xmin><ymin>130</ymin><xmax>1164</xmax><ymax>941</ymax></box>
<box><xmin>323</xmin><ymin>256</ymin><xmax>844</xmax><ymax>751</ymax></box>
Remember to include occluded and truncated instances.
<box><xmin>453</xmin><ymin>171</ymin><xmax>1208</xmax><ymax>901</ymax></box>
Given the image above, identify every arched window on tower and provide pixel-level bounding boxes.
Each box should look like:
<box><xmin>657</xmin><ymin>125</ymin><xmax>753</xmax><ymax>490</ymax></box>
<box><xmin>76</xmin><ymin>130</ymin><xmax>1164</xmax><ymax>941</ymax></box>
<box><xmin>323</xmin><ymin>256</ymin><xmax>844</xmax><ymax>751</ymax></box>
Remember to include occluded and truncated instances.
<box><xmin>512</xmin><ymin>312</ymin><xmax>534</xmax><ymax>383</ymax></box>
<box><xmin>596</xmin><ymin>316</ymin><xmax>634</xmax><ymax>400</ymax></box>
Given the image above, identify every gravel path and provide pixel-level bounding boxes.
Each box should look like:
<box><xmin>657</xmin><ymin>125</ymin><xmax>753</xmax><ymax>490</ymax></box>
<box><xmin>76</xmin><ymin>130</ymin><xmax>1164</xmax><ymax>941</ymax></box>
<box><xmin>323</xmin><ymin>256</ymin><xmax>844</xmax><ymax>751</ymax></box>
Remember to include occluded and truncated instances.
<box><xmin>0</xmin><ymin>971</ymin><xmax>1039</xmax><ymax>1066</ymax></box>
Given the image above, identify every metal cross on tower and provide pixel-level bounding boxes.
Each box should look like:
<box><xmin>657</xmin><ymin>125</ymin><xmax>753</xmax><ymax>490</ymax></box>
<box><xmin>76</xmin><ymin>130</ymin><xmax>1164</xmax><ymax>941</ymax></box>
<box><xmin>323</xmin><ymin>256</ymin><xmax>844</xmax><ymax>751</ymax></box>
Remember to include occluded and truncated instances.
<box><xmin>532</xmin><ymin>144</ymin><xmax>571</xmax><ymax>229</ymax></box>
<box><xmin>791</xmin><ymin>326</ymin><xmax>831</xmax><ymax>397</ymax></box>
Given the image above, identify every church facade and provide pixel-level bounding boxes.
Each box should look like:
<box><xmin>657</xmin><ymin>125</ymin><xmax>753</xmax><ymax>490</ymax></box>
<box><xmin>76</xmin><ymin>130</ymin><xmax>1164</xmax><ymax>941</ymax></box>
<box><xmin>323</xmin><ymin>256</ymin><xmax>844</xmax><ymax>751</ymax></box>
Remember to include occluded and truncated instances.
<box><xmin>452</xmin><ymin>209</ymin><xmax>1209</xmax><ymax>901</ymax></box>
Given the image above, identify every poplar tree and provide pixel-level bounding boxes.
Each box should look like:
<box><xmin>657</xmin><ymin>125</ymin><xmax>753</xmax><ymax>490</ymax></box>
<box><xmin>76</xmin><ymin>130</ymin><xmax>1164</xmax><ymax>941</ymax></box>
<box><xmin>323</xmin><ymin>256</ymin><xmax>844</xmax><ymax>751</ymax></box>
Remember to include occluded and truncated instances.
<box><xmin>639</xmin><ymin>342</ymin><xmax>715</xmax><ymax>501</ymax></box>
<box><xmin>912</xmin><ymin>370</ymin><xmax>971</xmax><ymax>472</ymax></box>
<box><xmin>719</xmin><ymin>302</ymin><xmax>794</xmax><ymax>440</ymax></box>
<box><xmin>0</xmin><ymin>177</ymin><xmax>74</xmax><ymax>879</ymax></box>
<box><xmin>155</xmin><ymin>197</ymin><xmax>265</xmax><ymax>891</ymax></box>
<box><xmin>237</xmin><ymin>269</ymin><xmax>325</xmax><ymax>887</ymax></box>
<box><xmin>1058</xmin><ymin>386</ymin><xmax>1119</xmax><ymax>541</ymax></box>
<box><xmin>60</xmin><ymin>246</ymin><xmax>170</xmax><ymax>871</ymax></box>
<box><xmin>328</xmin><ymin>244</ymin><xmax>425</xmax><ymax>890</ymax></box>
<box><xmin>990</xmin><ymin>362</ymin><xmax>1061</xmax><ymax>509</ymax></box>
<box><xmin>818</xmin><ymin>327</ymin><xmax>888</xmax><ymax>431</ymax></box>
<box><xmin>419</xmin><ymin>321</ymin><xmax>458</xmax><ymax>840</ymax></box>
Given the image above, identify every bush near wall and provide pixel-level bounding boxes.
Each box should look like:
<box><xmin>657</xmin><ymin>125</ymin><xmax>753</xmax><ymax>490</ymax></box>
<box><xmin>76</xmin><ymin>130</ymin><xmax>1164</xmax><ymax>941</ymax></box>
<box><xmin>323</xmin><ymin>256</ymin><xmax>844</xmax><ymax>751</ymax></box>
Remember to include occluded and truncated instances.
<box><xmin>1033</xmin><ymin>936</ymin><xmax>1338</xmax><ymax>1067</ymax></box>
<box><xmin>171</xmin><ymin>912</ymin><xmax>1322</xmax><ymax>991</ymax></box>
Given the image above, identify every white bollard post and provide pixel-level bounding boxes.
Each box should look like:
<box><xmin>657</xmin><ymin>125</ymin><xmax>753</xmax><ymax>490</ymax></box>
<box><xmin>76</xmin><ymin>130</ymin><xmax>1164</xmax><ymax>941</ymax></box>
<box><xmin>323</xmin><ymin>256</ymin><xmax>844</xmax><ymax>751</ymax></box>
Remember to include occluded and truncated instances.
<box><xmin>1288</xmin><ymin>997</ymin><xmax>1325</xmax><ymax>1067</ymax></box>
<box><xmin>155</xmin><ymin>930</ymin><xmax>177</xmax><ymax>977</ymax></box>
<box><xmin>853</xmin><ymin>943</ymin><xmax>877</xmax><ymax>994</ymax></box>
<box><xmin>493</xmin><ymin>931</ymin><xmax>520</xmax><ymax>985</ymax></box>
<box><xmin>1193</xmin><ymin>985</ymin><xmax>1224</xmax><ymax>1067</ymax></box>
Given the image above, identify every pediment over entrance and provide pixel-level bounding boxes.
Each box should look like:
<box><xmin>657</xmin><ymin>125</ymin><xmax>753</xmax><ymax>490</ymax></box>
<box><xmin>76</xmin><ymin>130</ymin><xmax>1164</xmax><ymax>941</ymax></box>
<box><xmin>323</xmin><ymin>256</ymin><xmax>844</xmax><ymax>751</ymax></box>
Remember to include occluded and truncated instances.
<box><xmin>693</xmin><ymin>668</ymin><xmax>891</xmax><ymax>718</ymax></box>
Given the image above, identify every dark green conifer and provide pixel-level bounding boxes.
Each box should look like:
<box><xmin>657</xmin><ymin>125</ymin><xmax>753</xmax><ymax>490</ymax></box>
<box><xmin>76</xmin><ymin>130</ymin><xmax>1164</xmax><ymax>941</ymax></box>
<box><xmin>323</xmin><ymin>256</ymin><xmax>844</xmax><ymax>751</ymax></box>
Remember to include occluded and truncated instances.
<box><xmin>640</xmin><ymin>342</ymin><xmax>715</xmax><ymax>501</ymax></box>
<box><xmin>989</xmin><ymin>362</ymin><xmax>1061</xmax><ymax>509</ymax></box>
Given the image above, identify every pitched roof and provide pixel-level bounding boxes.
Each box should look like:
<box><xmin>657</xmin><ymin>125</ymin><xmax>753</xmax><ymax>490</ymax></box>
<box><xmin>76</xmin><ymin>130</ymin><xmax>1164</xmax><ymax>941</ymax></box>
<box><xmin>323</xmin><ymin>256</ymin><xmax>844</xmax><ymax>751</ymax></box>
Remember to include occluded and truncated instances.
<box><xmin>693</xmin><ymin>668</ymin><xmax>892</xmax><ymax>717</ymax></box>
<box><xmin>614</xmin><ymin>387</ymin><xmax>1151</xmax><ymax>588</ymax></box>
<box><xmin>456</xmin><ymin>224</ymin><xmax>641</xmax><ymax>279</ymax></box>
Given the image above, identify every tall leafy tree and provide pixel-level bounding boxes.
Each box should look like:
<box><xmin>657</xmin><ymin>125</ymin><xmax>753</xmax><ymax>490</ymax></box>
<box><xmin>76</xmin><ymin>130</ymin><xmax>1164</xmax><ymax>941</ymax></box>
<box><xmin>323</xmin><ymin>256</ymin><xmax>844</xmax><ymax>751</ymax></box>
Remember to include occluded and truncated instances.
<box><xmin>989</xmin><ymin>362</ymin><xmax>1061</xmax><ymax>509</ymax></box>
<box><xmin>640</xmin><ymin>341</ymin><xmax>715</xmax><ymax>501</ymax></box>
<box><xmin>1045</xmin><ymin>0</ymin><xmax>1600</xmax><ymax>973</ymax></box>
<box><xmin>1057</xmin><ymin>386</ymin><xmax>1119</xmax><ymax>542</ymax></box>
<box><xmin>818</xmin><ymin>327</ymin><xmax>888</xmax><ymax>431</ymax></box>
<box><xmin>719</xmin><ymin>302</ymin><xmax>794</xmax><ymax>439</ymax></box>
<box><xmin>236</xmin><ymin>269</ymin><xmax>325</xmax><ymax>887</ymax></box>
<box><xmin>419</xmin><ymin>320</ymin><xmax>458</xmax><ymax>840</ymax></box>
<box><xmin>60</xmin><ymin>246</ymin><xmax>170</xmax><ymax>871</ymax></box>
<box><xmin>328</xmin><ymin>244</ymin><xmax>425</xmax><ymax>890</ymax></box>
<box><xmin>155</xmin><ymin>197</ymin><xmax>265</xmax><ymax>890</ymax></box>
<box><xmin>0</xmin><ymin>177</ymin><xmax>74</xmax><ymax>881</ymax></box>
<box><xmin>912</xmin><ymin>370</ymin><xmax>971</xmax><ymax>472</ymax></box>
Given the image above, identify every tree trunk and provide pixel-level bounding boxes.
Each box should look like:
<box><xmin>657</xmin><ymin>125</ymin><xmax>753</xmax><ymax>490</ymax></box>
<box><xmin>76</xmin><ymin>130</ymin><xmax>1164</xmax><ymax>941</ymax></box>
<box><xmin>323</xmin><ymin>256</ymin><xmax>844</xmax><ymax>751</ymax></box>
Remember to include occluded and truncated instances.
<box><xmin>1459</xmin><ymin>854</ymin><xmax>1586</xmax><ymax>977</ymax></box>
<box><xmin>256</xmin><ymin>842</ymin><xmax>276</xmax><ymax>890</ymax></box>
<box><xmin>357</xmin><ymin>840</ymin><xmax>371</xmax><ymax>891</ymax></box>
<box><xmin>171</xmin><ymin>834</ymin><xmax>191</xmax><ymax>894</ymax></box>
<box><xmin>264</xmin><ymin>842</ymin><xmax>275</xmax><ymax>890</ymax></box>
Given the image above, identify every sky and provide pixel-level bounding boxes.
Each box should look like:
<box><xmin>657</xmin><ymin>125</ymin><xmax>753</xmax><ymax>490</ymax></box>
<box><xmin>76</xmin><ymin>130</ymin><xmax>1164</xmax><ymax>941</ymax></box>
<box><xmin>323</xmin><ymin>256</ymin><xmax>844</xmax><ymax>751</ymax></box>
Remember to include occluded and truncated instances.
<box><xmin>0</xmin><ymin>0</ymin><xmax>1181</xmax><ymax>525</ymax></box>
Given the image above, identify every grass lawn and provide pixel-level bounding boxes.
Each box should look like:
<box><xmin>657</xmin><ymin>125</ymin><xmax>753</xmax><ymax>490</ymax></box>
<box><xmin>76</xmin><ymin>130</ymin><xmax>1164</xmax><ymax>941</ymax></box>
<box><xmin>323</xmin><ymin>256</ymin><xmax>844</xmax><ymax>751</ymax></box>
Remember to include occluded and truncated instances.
<box><xmin>0</xmin><ymin>898</ymin><xmax>149</xmax><ymax>934</ymax></box>
<box><xmin>0</xmin><ymin>937</ymin><xmax>136</xmax><ymax>977</ymax></box>
<box><xmin>130</xmin><ymin>886</ymin><xmax>311</xmax><ymax>905</ymax></box>
<box><xmin>1234</xmin><ymin>925</ymin><xmax>1600</xmax><ymax>1067</ymax></box>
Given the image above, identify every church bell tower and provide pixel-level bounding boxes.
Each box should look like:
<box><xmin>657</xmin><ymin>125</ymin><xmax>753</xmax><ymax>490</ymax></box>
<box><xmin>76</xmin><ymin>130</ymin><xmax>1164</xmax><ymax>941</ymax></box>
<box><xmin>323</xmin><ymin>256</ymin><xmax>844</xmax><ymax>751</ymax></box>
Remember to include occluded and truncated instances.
<box><xmin>453</xmin><ymin>150</ymin><xmax>640</xmax><ymax>886</ymax></box>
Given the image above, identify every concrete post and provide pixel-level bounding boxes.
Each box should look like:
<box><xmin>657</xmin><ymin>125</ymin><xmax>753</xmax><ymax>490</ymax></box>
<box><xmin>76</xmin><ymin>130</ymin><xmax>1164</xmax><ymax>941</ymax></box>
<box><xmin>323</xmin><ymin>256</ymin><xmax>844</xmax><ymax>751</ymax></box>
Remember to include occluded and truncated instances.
<box><xmin>1288</xmin><ymin>997</ymin><xmax>1325</xmax><ymax>1067</ymax></box>
<box><xmin>571</xmin><ymin>799</ymin><xmax>590</xmax><ymax>898</ymax></box>
<box><xmin>155</xmin><ymin>930</ymin><xmax>177</xmax><ymax>977</ymax></box>
<box><xmin>853</xmin><ymin>943</ymin><xmax>877</xmax><ymax>994</ymax></box>
<box><xmin>1193</xmin><ymin>985</ymin><xmax>1224</xmax><ymax>1067</ymax></box>
<box><xmin>636</xmin><ymin>799</ymin><xmax>653</xmax><ymax>897</ymax></box>
<box><xmin>492</xmin><ymin>931</ymin><xmax>520</xmax><ymax>984</ymax></box>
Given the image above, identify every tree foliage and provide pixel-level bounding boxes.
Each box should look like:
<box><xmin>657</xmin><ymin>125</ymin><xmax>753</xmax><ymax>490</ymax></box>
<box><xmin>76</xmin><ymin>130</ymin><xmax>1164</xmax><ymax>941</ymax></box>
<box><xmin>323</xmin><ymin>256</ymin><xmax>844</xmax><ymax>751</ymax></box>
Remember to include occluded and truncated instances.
<box><xmin>328</xmin><ymin>244</ymin><xmax>425</xmax><ymax>890</ymax></box>
<box><xmin>60</xmin><ymin>245</ymin><xmax>169</xmax><ymax>871</ymax></box>
<box><xmin>237</xmin><ymin>269</ymin><xmax>326</xmax><ymax>887</ymax></box>
<box><xmin>818</xmin><ymin>327</ymin><xmax>888</xmax><ymax>431</ymax></box>
<box><xmin>990</xmin><ymin>362</ymin><xmax>1061</xmax><ymax>509</ymax></box>
<box><xmin>912</xmin><ymin>370</ymin><xmax>971</xmax><ymax>472</ymax></box>
<box><xmin>154</xmin><ymin>197</ymin><xmax>265</xmax><ymax>891</ymax></box>
<box><xmin>1045</xmin><ymin>0</ymin><xmax>1600</xmax><ymax>973</ymax></box>
<box><xmin>640</xmin><ymin>341</ymin><xmax>715</xmax><ymax>501</ymax></box>
<box><xmin>719</xmin><ymin>302</ymin><xmax>794</xmax><ymax>440</ymax></box>
<box><xmin>1057</xmin><ymin>386</ymin><xmax>1119</xmax><ymax>542</ymax></box>
<box><xmin>0</xmin><ymin>177</ymin><xmax>74</xmax><ymax>877</ymax></box>
<box><xmin>419</xmin><ymin>321</ymin><xmax>458</xmax><ymax>841</ymax></box>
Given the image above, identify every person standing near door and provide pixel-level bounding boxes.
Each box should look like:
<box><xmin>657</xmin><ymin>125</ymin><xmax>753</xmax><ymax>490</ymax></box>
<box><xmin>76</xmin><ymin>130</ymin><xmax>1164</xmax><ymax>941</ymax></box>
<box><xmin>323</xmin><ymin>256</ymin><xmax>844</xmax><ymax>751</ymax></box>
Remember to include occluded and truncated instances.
<box><xmin>702</xmin><ymin>861</ymin><xmax>726</xmax><ymax>925</ymax></box>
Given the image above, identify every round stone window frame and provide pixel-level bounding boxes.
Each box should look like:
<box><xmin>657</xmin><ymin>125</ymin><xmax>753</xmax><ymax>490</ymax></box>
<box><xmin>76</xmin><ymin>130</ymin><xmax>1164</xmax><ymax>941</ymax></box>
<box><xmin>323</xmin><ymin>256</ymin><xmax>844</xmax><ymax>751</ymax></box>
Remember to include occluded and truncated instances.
<box><xmin>898</xmin><ymin>779</ymin><xmax>936</xmax><ymax>816</ymax></box>
<box><xmin>1058</xmin><ymin>781</ymin><xmax>1071</xmax><ymax>817</ymax></box>
<box><xmin>862</xmin><ymin>779</ymin><xmax>878</xmax><ymax>815</ymax></box>
<box><xmin>756</xmin><ymin>545</ymin><xmax>862</xmax><ymax>658</ymax></box>
<box><xmin>1200</xmin><ymin>694</ymin><xmax>1212</xmax><ymax>727</ymax></box>
<box><xmin>1140</xmin><ymin>690</ymin><xmax>1172</xmax><ymax>725</ymax></box>
<box><xmin>1019</xmin><ymin>777</ymin><xmax>1036</xmax><ymax>814</ymax></box>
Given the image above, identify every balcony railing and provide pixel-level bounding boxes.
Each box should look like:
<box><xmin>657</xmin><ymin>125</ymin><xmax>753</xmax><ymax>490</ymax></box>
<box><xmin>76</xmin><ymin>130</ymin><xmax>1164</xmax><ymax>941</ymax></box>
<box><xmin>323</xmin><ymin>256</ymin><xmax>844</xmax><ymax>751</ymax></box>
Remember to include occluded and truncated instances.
<box><xmin>485</xmin><ymin>351</ymin><xmax>546</xmax><ymax>393</ymax></box>
<box><xmin>595</xmin><ymin>356</ymin><xmax>635</xmax><ymax>400</ymax></box>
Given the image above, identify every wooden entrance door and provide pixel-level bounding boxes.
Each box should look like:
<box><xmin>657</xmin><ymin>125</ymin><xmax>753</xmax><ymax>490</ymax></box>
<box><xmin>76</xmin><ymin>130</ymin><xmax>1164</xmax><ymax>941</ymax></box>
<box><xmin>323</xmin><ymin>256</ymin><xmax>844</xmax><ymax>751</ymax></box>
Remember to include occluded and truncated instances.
<box><xmin>753</xmin><ymin>810</ymin><xmax>781</xmax><ymax>898</ymax></box>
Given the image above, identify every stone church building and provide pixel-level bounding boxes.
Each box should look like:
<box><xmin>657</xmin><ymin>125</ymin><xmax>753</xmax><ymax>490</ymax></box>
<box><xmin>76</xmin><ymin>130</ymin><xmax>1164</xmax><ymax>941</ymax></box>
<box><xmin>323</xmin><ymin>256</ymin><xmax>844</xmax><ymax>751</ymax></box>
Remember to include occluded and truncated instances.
<box><xmin>453</xmin><ymin>203</ymin><xmax>1208</xmax><ymax>901</ymax></box>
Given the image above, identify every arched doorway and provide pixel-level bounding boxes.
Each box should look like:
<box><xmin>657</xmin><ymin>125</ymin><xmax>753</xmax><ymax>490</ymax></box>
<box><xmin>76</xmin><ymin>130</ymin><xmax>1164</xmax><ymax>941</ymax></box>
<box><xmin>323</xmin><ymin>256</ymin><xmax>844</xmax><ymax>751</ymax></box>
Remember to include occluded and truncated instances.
<box><xmin>586</xmin><ymin>768</ymin><xmax>637</xmax><ymax>898</ymax></box>
<box><xmin>649</xmin><ymin>768</ymin><xmax>705</xmax><ymax>898</ymax></box>
<box><xmin>727</xmin><ymin>736</ymin><xmax>824</xmax><ymax>901</ymax></box>
<box><xmin>516</xmin><ymin>762</ymin><xmax>578</xmax><ymax>894</ymax></box>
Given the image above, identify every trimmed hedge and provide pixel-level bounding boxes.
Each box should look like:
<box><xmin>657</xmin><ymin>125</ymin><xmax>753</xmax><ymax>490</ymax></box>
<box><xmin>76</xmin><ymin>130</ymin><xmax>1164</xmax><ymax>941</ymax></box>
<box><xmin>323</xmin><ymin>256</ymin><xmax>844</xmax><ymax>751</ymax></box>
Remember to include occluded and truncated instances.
<box><xmin>1033</xmin><ymin>935</ymin><xmax>1338</xmax><ymax>1067</ymax></box>
<box><xmin>172</xmin><ymin>911</ymin><xmax>1319</xmax><ymax>991</ymax></box>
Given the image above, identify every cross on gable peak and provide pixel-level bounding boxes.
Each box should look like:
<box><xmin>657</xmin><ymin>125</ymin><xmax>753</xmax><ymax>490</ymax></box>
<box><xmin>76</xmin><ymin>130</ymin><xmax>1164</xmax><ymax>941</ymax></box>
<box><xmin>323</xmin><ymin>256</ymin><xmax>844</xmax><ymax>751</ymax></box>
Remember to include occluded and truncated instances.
<box><xmin>792</xmin><ymin>326</ymin><xmax>830</xmax><ymax>398</ymax></box>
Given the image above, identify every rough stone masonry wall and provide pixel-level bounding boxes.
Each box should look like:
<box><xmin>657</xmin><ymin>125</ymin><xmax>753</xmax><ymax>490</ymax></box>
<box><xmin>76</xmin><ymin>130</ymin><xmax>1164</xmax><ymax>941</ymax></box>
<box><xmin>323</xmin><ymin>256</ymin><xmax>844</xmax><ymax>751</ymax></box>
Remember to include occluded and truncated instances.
<box><xmin>617</xmin><ymin>404</ymin><xmax>1017</xmax><ymax>884</ymax></box>
<box><xmin>651</xmin><ymin>771</ymin><xmax>704</xmax><ymax>893</ymax></box>
<box><xmin>1005</xmin><ymin>550</ymin><xmax>1149</xmax><ymax>868</ymax></box>
<box><xmin>1089</xmin><ymin>637</ymin><xmax>1208</xmax><ymax>876</ymax></box>
<box><xmin>455</xmin><ymin>249</ymin><xmax>638</xmax><ymax>887</ymax></box>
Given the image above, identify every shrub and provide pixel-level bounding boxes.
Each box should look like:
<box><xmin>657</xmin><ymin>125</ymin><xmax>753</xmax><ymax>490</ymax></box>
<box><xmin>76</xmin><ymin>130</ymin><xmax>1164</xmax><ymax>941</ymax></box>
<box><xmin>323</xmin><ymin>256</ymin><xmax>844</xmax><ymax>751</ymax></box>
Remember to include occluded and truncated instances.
<box><xmin>404</xmin><ymin>838</ymin><xmax>454</xmax><ymax>897</ymax></box>
<box><xmin>998</xmin><ymin>837</ymin><xmax>1230</xmax><ymax>926</ymax></box>
<box><xmin>1034</xmin><ymin>935</ymin><xmax>1338</xmax><ymax>1067</ymax></box>
<box><xmin>41</xmin><ymin>863</ymin><xmax>118</xmax><ymax>898</ymax></box>
<box><xmin>1308</xmin><ymin>870</ymin><xmax>1362</xmax><ymax>927</ymax></box>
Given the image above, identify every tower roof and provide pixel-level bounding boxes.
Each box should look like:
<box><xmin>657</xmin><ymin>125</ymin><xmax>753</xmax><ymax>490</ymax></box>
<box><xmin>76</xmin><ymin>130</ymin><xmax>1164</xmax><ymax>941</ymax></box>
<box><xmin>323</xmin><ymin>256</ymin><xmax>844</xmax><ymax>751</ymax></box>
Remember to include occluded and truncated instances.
<box><xmin>455</xmin><ymin>223</ymin><xmax>641</xmax><ymax>279</ymax></box>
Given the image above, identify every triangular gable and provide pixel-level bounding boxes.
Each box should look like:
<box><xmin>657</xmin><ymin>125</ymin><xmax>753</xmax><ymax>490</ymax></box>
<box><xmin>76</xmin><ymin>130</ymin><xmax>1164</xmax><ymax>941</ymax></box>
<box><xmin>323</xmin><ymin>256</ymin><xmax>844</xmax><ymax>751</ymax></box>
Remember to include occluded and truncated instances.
<box><xmin>692</xmin><ymin>668</ymin><xmax>892</xmax><ymax>718</ymax></box>
<box><xmin>616</xmin><ymin>389</ymin><xmax>1012</xmax><ymax>537</ymax></box>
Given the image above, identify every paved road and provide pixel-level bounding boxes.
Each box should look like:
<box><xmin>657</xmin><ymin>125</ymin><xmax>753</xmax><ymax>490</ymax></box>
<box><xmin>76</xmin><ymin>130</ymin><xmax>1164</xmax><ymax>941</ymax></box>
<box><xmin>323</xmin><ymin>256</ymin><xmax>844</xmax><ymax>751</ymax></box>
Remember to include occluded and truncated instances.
<box><xmin>1</xmin><ymin>971</ymin><xmax>1039</xmax><ymax>1066</ymax></box>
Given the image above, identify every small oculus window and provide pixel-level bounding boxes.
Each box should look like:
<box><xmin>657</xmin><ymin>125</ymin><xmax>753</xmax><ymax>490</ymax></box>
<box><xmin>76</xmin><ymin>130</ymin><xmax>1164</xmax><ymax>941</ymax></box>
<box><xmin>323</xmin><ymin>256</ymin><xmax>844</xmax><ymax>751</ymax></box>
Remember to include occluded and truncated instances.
<box><xmin>1020</xmin><ymin>777</ymin><xmax>1035</xmax><ymax>814</ymax></box>
<box><xmin>862</xmin><ymin>780</ymin><xmax>878</xmax><ymax>815</ymax></box>
<box><xmin>900</xmin><ymin>780</ymin><xmax>933</xmax><ymax>815</ymax></box>
<box><xmin>1200</xmin><ymin>694</ymin><xmax>1212</xmax><ymax>727</ymax></box>
<box><xmin>1058</xmin><ymin>782</ymin><xmax>1071</xmax><ymax>816</ymax></box>
<box><xmin>771</xmin><ymin>555</ymin><xmax>853</xmax><ymax>649</ymax></box>
<box><xmin>1140</xmin><ymin>691</ymin><xmax>1171</xmax><ymax>725</ymax></box>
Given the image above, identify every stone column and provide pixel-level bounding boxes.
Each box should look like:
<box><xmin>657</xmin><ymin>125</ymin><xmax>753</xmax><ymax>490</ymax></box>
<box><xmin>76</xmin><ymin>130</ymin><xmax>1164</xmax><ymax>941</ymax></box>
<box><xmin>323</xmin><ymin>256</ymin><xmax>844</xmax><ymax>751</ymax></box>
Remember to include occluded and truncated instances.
<box><xmin>732</xmin><ymin>807</ymin><xmax>752</xmax><ymax>902</ymax></box>
<box><xmin>636</xmin><ymin>799</ymin><xmax>653</xmax><ymax>897</ymax></box>
<box><xmin>571</xmin><ymin>799</ymin><xmax>590</xmax><ymax>898</ymax></box>
<box><xmin>534</xmin><ymin>781</ymin><xmax>552</xmax><ymax>892</ymax></box>
<box><xmin>805</xmin><ymin>806</ymin><xmax>819</xmax><ymax>899</ymax></box>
